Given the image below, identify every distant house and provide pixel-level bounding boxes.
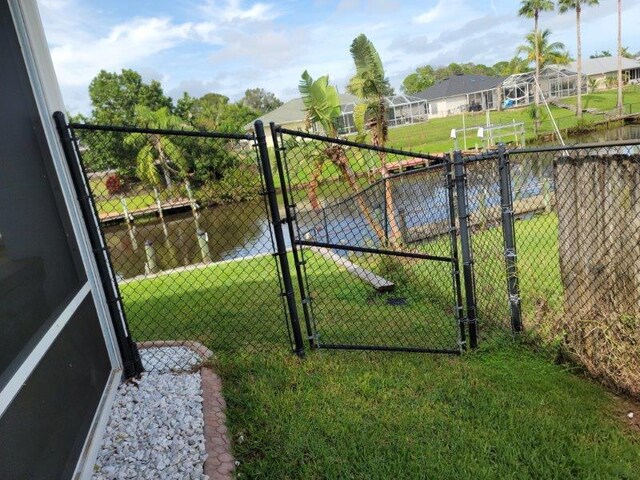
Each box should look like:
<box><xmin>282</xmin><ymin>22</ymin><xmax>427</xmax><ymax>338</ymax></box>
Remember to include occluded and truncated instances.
<box><xmin>568</xmin><ymin>56</ymin><xmax>640</xmax><ymax>89</ymax></box>
<box><xmin>502</xmin><ymin>65</ymin><xmax>586</xmax><ymax>108</ymax></box>
<box><xmin>247</xmin><ymin>93</ymin><xmax>359</xmax><ymax>145</ymax></box>
<box><xmin>414</xmin><ymin>74</ymin><xmax>506</xmax><ymax>118</ymax></box>
<box><xmin>337</xmin><ymin>94</ymin><xmax>428</xmax><ymax>134</ymax></box>
<box><xmin>247</xmin><ymin>92</ymin><xmax>428</xmax><ymax>143</ymax></box>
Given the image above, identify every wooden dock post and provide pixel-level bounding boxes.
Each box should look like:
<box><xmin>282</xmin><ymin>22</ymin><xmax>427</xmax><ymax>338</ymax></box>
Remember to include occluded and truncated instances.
<box><xmin>153</xmin><ymin>187</ymin><xmax>170</xmax><ymax>240</ymax></box>
<box><xmin>144</xmin><ymin>240</ymin><xmax>159</xmax><ymax>274</ymax></box>
<box><xmin>196</xmin><ymin>229</ymin><xmax>212</xmax><ymax>263</ymax></box>
<box><xmin>185</xmin><ymin>180</ymin><xmax>198</xmax><ymax>214</ymax></box>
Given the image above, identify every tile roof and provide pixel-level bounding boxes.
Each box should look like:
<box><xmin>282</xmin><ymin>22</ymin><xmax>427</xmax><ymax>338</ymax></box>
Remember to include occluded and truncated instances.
<box><xmin>568</xmin><ymin>56</ymin><xmax>640</xmax><ymax>76</ymax></box>
<box><xmin>414</xmin><ymin>74</ymin><xmax>507</xmax><ymax>101</ymax></box>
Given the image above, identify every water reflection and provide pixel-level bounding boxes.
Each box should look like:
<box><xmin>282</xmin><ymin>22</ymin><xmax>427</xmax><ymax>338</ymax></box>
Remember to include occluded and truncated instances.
<box><xmin>105</xmin><ymin>200</ymin><xmax>285</xmax><ymax>279</ymax></box>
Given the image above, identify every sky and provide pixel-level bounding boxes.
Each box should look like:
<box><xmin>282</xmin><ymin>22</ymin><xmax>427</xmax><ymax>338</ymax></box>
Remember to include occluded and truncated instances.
<box><xmin>37</xmin><ymin>0</ymin><xmax>640</xmax><ymax>115</ymax></box>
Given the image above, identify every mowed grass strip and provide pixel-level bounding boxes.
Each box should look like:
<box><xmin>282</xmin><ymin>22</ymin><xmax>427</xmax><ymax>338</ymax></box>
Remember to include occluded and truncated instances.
<box><xmin>219</xmin><ymin>347</ymin><xmax>640</xmax><ymax>479</ymax></box>
<box><xmin>120</xmin><ymin>214</ymin><xmax>639</xmax><ymax>478</ymax></box>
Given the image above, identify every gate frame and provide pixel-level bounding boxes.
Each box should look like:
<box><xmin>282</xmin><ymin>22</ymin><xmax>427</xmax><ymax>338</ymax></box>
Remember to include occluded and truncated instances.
<box><xmin>270</xmin><ymin>123</ymin><xmax>466</xmax><ymax>354</ymax></box>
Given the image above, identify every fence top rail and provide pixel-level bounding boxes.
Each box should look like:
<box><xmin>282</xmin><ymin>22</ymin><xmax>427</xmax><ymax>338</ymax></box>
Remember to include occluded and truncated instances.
<box><xmin>272</xmin><ymin>123</ymin><xmax>446</xmax><ymax>162</ymax></box>
<box><xmin>69</xmin><ymin>122</ymin><xmax>255</xmax><ymax>141</ymax></box>
<box><xmin>507</xmin><ymin>138</ymin><xmax>640</xmax><ymax>155</ymax></box>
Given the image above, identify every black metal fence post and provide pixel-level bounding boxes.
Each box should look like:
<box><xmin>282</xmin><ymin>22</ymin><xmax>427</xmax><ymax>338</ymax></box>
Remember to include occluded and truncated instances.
<box><xmin>445</xmin><ymin>154</ymin><xmax>466</xmax><ymax>350</ymax></box>
<box><xmin>254</xmin><ymin>121</ymin><xmax>305</xmax><ymax>356</ymax></box>
<box><xmin>498</xmin><ymin>144</ymin><xmax>523</xmax><ymax>333</ymax></box>
<box><xmin>270</xmin><ymin>122</ymin><xmax>316</xmax><ymax>348</ymax></box>
<box><xmin>53</xmin><ymin>111</ymin><xmax>144</xmax><ymax>377</ymax></box>
<box><xmin>453</xmin><ymin>150</ymin><xmax>478</xmax><ymax>348</ymax></box>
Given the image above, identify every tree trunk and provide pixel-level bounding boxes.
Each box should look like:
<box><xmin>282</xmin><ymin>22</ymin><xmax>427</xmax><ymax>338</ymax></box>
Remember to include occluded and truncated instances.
<box><xmin>308</xmin><ymin>165</ymin><xmax>322</xmax><ymax>211</ymax></box>
<box><xmin>617</xmin><ymin>0</ymin><xmax>624</xmax><ymax>116</ymax></box>
<box><xmin>534</xmin><ymin>12</ymin><xmax>541</xmax><ymax>134</ymax></box>
<box><xmin>576</xmin><ymin>5</ymin><xmax>583</xmax><ymax>118</ymax></box>
<box><xmin>152</xmin><ymin>133</ymin><xmax>173</xmax><ymax>188</ymax></box>
<box><xmin>380</xmin><ymin>165</ymin><xmax>402</xmax><ymax>245</ymax></box>
<box><xmin>329</xmin><ymin>146</ymin><xmax>387</xmax><ymax>243</ymax></box>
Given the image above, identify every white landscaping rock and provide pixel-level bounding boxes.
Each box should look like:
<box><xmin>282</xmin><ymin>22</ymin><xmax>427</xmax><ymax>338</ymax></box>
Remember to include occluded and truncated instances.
<box><xmin>139</xmin><ymin>346</ymin><xmax>202</xmax><ymax>373</ymax></box>
<box><xmin>93</xmin><ymin>347</ymin><xmax>208</xmax><ymax>479</ymax></box>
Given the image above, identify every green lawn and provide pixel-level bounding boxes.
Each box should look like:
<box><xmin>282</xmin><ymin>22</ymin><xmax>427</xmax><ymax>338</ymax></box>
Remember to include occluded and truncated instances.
<box><xmin>562</xmin><ymin>86</ymin><xmax>640</xmax><ymax>113</ymax></box>
<box><xmin>219</xmin><ymin>347</ymin><xmax>639</xmax><ymax>479</ymax></box>
<box><xmin>119</xmin><ymin>213</ymin><xmax>640</xmax><ymax>478</ymax></box>
<box><xmin>380</xmin><ymin>106</ymin><xmax>603</xmax><ymax>155</ymax></box>
<box><xmin>118</xmin><ymin>212</ymin><xmax>568</xmax><ymax>353</ymax></box>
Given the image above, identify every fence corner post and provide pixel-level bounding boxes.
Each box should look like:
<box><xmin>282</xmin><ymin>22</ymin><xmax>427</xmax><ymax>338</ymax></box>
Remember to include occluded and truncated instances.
<box><xmin>497</xmin><ymin>144</ymin><xmax>523</xmax><ymax>334</ymax></box>
<box><xmin>254</xmin><ymin>120</ymin><xmax>305</xmax><ymax>357</ymax></box>
<box><xmin>453</xmin><ymin>150</ymin><xmax>478</xmax><ymax>349</ymax></box>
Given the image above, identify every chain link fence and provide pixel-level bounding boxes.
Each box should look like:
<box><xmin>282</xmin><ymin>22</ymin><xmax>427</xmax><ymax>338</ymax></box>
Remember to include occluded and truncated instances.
<box><xmin>69</xmin><ymin>123</ymin><xmax>293</xmax><ymax>369</ymax></box>
<box><xmin>65</xmin><ymin>118</ymin><xmax>640</xmax><ymax>396</ymax></box>
<box><xmin>506</xmin><ymin>143</ymin><xmax>640</xmax><ymax>397</ymax></box>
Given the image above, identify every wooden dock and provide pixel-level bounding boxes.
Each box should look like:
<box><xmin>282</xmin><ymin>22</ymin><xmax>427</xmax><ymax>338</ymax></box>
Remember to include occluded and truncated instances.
<box><xmin>310</xmin><ymin>246</ymin><xmax>395</xmax><ymax>292</ymax></box>
<box><xmin>99</xmin><ymin>199</ymin><xmax>193</xmax><ymax>226</ymax></box>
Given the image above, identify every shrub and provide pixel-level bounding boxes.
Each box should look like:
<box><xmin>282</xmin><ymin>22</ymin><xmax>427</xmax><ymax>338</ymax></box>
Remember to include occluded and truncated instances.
<box><xmin>105</xmin><ymin>174</ymin><xmax>123</xmax><ymax>195</ymax></box>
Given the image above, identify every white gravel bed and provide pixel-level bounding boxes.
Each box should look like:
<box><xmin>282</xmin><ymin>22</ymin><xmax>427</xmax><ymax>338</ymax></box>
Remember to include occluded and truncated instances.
<box><xmin>92</xmin><ymin>348</ymin><xmax>208</xmax><ymax>479</ymax></box>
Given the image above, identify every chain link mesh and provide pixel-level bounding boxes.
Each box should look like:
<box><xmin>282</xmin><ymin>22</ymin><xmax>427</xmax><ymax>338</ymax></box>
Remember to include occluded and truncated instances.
<box><xmin>69</xmin><ymin>120</ymin><xmax>640</xmax><ymax>394</ymax></box>
<box><xmin>277</xmin><ymin>130</ymin><xmax>462</xmax><ymax>352</ymax></box>
<box><xmin>70</xmin><ymin>124</ymin><xmax>292</xmax><ymax>369</ymax></box>
<box><xmin>507</xmin><ymin>144</ymin><xmax>640</xmax><ymax>397</ymax></box>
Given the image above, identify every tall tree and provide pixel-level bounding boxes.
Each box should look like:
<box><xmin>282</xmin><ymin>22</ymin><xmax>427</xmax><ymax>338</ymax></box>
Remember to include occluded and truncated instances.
<box><xmin>493</xmin><ymin>57</ymin><xmax>531</xmax><ymax>75</ymax></box>
<box><xmin>516</xmin><ymin>29</ymin><xmax>571</xmax><ymax>68</ymax></box>
<box><xmin>617</xmin><ymin>0</ymin><xmax>623</xmax><ymax>116</ymax></box>
<box><xmin>347</xmin><ymin>33</ymin><xmax>401</xmax><ymax>244</ymax></box>
<box><xmin>88</xmin><ymin>69</ymin><xmax>172</xmax><ymax>125</ymax></box>
<box><xmin>298</xmin><ymin>70</ymin><xmax>386</xmax><ymax>242</ymax></box>
<box><xmin>558</xmin><ymin>0</ymin><xmax>600</xmax><ymax>118</ymax></box>
<box><xmin>401</xmin><ymin>63</ymin><xmax>501</xmax><ymax>95</ymax></box>
<box><xmin>178</xmin><ymin>93</ymin><xmax>258</xmax><ymax>132</ymax></box>
<box><xmin>401</xmin><ymin>65</ymin><xmax>436</xmax><ymax>94</ymax></box>
<box><xmin>518</xmin><ymin>0</ymin><xmax>555</xmax><ymax>131</ymax></box>
<box><xmin>241</xmin><ymin>88</ymin><xmax>283</xmax><ymax>114</ymax></box>
<box><xmin>347</xmin><ymin>34</ymin><xmax>392</xmax><ymax>148</ymax></box>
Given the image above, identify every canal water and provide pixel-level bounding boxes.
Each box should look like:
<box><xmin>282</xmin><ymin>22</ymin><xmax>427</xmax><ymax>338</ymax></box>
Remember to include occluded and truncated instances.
<box><xmin>106</xmin><ymin>125</ymin><xmax>638</xmax><ymax>279</ymax></box>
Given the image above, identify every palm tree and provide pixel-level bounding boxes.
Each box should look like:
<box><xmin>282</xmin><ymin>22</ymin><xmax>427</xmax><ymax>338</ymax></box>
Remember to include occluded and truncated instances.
<box><xmin>558</xmin><ymin>0</ymin><xmax>600</xmax><ymax>118</ymax></box>
<box><xmin>124</xmin><ymin>105</ymin><xmax>189</xmax><ymax>187</ymax></box>
<box><xmin>347</xmin><ymin>34</ymin><xmax>401</xmax><ymax>244</ymax></box>
<box><xmin>347</xmin><ymin>34</ymin><xmax>392</xmax><ymax>148</ymax></box>
<box><xmin>516</xmin><ymin>29</ymin><xmax>571</xmax><ymax>68</ymax></box>
<box><xmin>298</xmin><ymin>71</ymin><xmax>386</xmax><ymax>242</ymax></box>
<box><xmin>518</xmin><ymin>0</ymin><xmax>555</xmax><ymax>131</ymax></box>
<box><xmin>617</xmin><ymin>0</ymin><xmax>623</xmax><ymax>116</ymax></box>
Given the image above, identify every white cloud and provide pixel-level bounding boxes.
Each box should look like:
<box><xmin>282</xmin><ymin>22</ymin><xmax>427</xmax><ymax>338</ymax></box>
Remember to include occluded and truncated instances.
<box><xmin>414</xmin><ymin>0</ymin><xmax>446</xmax><ymax>25</ymax></box>
<box><xmin>200</xmin><ymin>0</ymin><xmax>280</xmax><ymax>23</ymax></box>
<box><xmin>49</xmin><ymin>17</ymin><xmax>193</xmax><ymax>86</ymax></box>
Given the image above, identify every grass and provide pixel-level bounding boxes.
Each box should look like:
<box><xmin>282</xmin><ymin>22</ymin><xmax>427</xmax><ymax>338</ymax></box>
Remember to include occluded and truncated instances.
<box><xmin>219</xmin><ymin>346</ymin><xmax>639</xmax><ymax>479</ymax></box>
<box><xmin>562</xmin><ymin>86</ymin><xmax>640</xmax><ymax>113</ymax></box>
<box><xmin>120</xmin><ymin>213</ymin><xmax>640</xmax><ymax>478</ymax></box>
<box><xmin>119</xmin><ymin>212</ymin><xmax>563</xmax><ymax>351</ymax></box>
